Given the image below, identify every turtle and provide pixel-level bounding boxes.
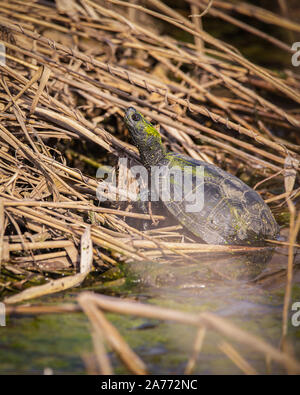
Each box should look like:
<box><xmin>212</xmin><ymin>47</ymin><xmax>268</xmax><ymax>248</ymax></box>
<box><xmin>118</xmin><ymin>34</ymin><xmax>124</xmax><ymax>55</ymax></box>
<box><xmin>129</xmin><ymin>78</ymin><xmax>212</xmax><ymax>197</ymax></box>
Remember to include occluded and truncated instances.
<box><xmin>124</xmin><ymin>107</ymin><xmax>279</xmax><ymax>245</ymax></box>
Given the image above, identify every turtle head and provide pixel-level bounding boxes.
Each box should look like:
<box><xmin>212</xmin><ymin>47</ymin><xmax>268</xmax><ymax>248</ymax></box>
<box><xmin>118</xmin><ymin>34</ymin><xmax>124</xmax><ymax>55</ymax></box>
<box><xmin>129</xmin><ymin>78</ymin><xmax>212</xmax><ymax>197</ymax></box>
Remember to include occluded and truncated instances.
<box><xmin>125</xmin><ymin>107</ymin><xmax>166</xmax><ymax>167</ymax></box>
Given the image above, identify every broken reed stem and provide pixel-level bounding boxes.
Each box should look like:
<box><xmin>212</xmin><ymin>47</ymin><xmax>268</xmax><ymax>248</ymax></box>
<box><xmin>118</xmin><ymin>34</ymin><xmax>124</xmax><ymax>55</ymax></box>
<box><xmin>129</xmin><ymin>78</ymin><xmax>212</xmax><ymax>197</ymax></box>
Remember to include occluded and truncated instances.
<box><xmin>78</xmin><ymin>293</ymin><xmax>148</xmax><ymax>375</ymax></box>
<box><xmin>79</xmin><ymin>302</ymin><xmax>114</xmax><ymax>375</ymax></box>
<box><xmin>190</xmin><ymin>4</ymin><xmax>204</xmax><ymax>53</ymax></box>
<box><xmin>5</xmin><ymin>303</ymin><xmax>81</xmax><ymax>315</ymax></box>
<box><xmin>218</xmin><ymin>341</ymin><xmax>258</xmax><ymax>375</ymax></box>
<box><xmin>2</xmin><ymin>200</ymin><xmax>165</xmax><ymax>221</ymax></box>
<box><xmin>184</xmin><ymin>326</ymin><xmax>206</xmax><ymax>374</ymax></box>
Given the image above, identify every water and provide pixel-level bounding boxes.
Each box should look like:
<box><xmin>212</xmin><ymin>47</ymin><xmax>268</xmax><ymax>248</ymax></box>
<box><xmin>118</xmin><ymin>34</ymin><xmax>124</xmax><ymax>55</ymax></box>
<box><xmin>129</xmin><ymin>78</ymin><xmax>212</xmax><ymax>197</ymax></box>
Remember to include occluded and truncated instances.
<box><xmin>0</xmin><ymin>247</ymin><xmax>300</xmax><ymax>374</ymax></box>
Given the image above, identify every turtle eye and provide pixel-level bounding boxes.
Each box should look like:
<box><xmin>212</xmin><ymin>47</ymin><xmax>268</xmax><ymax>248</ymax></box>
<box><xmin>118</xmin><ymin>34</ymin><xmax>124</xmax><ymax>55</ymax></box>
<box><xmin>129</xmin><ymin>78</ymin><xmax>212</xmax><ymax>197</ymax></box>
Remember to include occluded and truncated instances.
<box><xmin>132</xmin><ymin>113</ymin><xmax>141</xmax><ymax>122</ymax></box>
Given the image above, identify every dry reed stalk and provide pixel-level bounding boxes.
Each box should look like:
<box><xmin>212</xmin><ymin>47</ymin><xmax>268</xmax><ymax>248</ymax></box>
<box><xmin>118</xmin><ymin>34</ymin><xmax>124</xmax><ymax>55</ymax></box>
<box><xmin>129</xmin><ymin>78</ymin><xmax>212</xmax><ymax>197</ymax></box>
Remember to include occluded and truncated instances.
<box><xmin>184</xmin><ymin>327</ymin><xmax>206</xmax><ymax>374</ymax></box>
<box><xmin>78</xmin><ymin>292</ymin><xmax>300</xmax><ymax>374</ymax></box>
<box><xmin>218</xmin><ymin>341</ymin><xmax>258</xmax><ymax>375</ymax></box>
<box><xmin>78</xmin><ymin>292</ymin><xmax>148</xmax><ymax>374</ymax></box>
<box><xmin>4</xmin><ymin>225</ymin><xmax>93</xmax><ymax>303</ymax></box>
<box><xmin>212</xmin><ymin>1</ymin><xmax>300</xmax><ymax>32</ymax></box>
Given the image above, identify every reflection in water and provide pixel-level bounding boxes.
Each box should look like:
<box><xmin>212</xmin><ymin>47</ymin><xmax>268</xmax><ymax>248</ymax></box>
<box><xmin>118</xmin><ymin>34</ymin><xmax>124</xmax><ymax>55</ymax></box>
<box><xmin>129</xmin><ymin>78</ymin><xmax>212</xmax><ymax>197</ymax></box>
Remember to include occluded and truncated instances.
<box><xmin>125</xmin><ymin>247</ymin><xmax>300</xmax><ymax>318</ymax></box>
<box><xmin>127</xmin><ymin>247</ymin><xmax>276</xmax><ymax>288</ymax></box>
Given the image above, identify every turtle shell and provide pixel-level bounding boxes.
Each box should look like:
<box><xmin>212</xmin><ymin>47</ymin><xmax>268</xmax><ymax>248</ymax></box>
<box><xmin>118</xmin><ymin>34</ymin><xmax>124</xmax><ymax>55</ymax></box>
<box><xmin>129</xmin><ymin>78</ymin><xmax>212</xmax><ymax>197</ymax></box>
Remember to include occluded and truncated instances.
<box><xmin>155</xmin><ymin>153</ymin><xmax>279</xmax><ymax>245</ymax></box>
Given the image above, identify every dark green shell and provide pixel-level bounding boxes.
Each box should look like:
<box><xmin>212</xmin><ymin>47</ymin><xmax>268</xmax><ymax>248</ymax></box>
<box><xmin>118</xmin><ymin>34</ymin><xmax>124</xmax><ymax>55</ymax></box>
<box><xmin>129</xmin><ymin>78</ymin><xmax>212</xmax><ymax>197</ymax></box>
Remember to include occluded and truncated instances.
<box><xmin>157</xmin><ymin>153</ymin><xmax>279</xmax><ymax>245</ymax></box>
